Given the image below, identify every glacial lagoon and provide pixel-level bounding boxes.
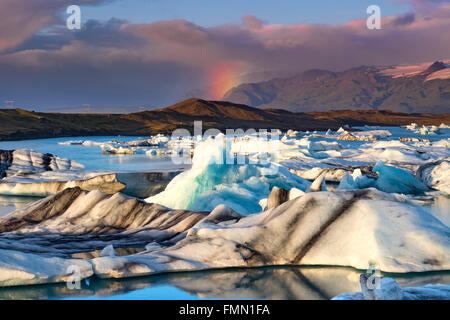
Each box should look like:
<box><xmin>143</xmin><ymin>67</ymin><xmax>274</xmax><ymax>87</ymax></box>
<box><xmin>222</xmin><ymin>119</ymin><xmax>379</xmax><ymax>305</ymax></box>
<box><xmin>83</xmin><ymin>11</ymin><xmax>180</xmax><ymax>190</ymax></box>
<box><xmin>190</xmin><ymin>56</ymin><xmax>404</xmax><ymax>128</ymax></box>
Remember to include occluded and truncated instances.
<box><xmin>0</xmin><ymin>125</ymin><xmax>449</xmax><ymax>299</ymax></box>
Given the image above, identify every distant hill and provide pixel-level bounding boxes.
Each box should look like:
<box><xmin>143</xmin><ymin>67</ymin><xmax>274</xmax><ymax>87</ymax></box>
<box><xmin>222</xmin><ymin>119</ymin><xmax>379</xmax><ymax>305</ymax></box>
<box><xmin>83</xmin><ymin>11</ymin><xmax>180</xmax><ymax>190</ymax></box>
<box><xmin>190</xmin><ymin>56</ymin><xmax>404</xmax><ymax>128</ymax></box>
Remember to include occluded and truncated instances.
<box><xmin>223</xmin><ymin>61</ymin><xmax>450</xmax><ymax>113</ymax></box>
<box><xmin>0</xmin><ymin>98</ymin><xmax>449</xmax><ymax>141</ymax></box>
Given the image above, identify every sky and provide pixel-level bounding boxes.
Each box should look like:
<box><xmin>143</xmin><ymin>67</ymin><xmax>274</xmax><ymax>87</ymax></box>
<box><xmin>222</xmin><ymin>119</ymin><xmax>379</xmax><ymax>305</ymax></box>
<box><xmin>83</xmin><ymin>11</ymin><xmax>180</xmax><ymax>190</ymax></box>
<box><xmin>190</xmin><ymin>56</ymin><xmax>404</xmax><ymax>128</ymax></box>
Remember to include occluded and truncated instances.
<box><xmin>0</xmin><ymin>0</ymin><xmax>449</xmax><ymax>111</ymax></box>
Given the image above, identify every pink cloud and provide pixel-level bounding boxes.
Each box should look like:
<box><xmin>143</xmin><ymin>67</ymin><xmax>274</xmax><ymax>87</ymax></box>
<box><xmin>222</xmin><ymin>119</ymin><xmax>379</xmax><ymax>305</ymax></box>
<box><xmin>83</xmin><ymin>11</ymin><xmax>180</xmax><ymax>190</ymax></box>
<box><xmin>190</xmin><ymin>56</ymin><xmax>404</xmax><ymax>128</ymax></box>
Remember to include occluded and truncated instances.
<box><xmin>242</xmin><ymin>15</ymin><xmax>264</xmax><ymax>30</ymax></box>
<box><xmin>129</xmin><ymin>20</ymin><xmax>210</xmax><ymax>45</ymax></box>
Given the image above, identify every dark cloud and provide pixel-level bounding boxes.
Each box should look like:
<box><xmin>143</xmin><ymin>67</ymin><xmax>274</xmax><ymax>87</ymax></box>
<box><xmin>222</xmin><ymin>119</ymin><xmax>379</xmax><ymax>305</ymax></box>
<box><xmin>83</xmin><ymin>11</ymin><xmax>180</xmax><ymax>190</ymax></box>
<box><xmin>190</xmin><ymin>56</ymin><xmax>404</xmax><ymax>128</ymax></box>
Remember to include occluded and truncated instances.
<box><xmin>0</xmin><ymin>0</ymin><xmax>109</xmax><ymax>53</ymax></box>
<box><xmin>392</xmin><ymin>13</ymin><xmax>416</xmax><ymax>25</ymax></box>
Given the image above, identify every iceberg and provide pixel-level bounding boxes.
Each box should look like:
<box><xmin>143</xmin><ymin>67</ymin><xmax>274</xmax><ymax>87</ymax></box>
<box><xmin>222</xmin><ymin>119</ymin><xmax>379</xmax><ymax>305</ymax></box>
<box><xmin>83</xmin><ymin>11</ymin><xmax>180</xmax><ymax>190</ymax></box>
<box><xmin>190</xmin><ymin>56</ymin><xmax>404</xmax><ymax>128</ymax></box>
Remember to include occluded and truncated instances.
<box><xmin>373</xmin><ymin>161</ymin><xmax>428</xmax><ymax>194</ymax></box>
<box><xmin>0</xmin><ymin>249</ymin><xmax>93</xmax><ymax>287</ymax></box>
<box><xmin>94</xmin><ymin>188</ymin><xmax>450</xmax><ymax>279</ymax></box>
<box><xmin>0</xmin><ymin>187</ymin><xmax>449</xmax><ymax>287</ymax></box>
<box><xmin>0</xmin><ymin>171</ymin><xmax>180</xmax><ymax>198</ymax></box>
<box><xmin>416</xmin><ymin>160</ymin><xmax>450</xmax><ymax>195</ymax></box>
<box><xmin>146</xmin><ymin>134</ymin><xmax>311</xmax><ymax>214</ymax></box>
<box><xmin>0</xmin><ymin>149</ymin><xmax>83</xmax><ymax>178</ymax></box>
<box><xmin>337</xmin><ymin>169</ymin><xmax>375</xmax><ymax>191</ymax></box>
<box><xmin>416</xmin><ymin>125</ymin><xmax>441</xmax><ymax>135</ymax></box>
<box><xmin>333</xmin><ymin>275</ymin><xmax>450</xmax><ymax>300</ymax></box>
<box><xmin>0</xmin><ymin>187</ymin><xmax>235</xmax><ymax>257</ymax></box>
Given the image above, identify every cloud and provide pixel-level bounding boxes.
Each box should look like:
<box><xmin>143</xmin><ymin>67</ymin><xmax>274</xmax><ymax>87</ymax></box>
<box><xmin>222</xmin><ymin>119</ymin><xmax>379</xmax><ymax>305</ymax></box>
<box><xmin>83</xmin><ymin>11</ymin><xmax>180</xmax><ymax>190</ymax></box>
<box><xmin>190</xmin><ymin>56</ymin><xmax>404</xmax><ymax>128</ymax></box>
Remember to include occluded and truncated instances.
<box><xmin>242</xmin><ymin>16</ymin><xmax>264</xmax><ymax>30</ymax></box>
<box><xmin>1</xmin><ymin>0</ymin><xmax>449</xmax><ymax>109</ymax></box>
<box><xmin>0</xmin><ymin>0</ymin><xmax>106</xmax><ymax>53</ymax></box>
<box><xmin>391</xmin><ymin>13</ymin><xmax>416</xmax><ymax>25</ymax></box>
<box><xmin>129</xmin><ymin>20</ymin><xmax>210</xmax><ymax>46</ymax></box>
<box><xmin>396</xmin><ymin>0</ymin><xmax>450</xmax><ymax>11</ymax></box>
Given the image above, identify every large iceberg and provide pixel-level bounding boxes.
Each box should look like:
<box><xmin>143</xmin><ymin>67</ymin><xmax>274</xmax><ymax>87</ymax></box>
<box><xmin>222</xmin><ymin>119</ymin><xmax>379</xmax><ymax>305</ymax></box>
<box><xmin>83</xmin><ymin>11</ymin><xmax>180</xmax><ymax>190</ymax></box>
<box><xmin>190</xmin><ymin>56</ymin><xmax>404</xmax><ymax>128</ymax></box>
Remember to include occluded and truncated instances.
<box><xmin>146</xmin><ymin>134</ymin><xmax>311</xmax><ymax>214</ymax></box>
<box><xmin>97</xmin><ymin>188</ymin><xmax>450</xmax><ymax>278</ymax></box>
<box><xmin>0</xmin><ymin>187</ymin><xmax>449</xmax><ymax>287</ymax></box>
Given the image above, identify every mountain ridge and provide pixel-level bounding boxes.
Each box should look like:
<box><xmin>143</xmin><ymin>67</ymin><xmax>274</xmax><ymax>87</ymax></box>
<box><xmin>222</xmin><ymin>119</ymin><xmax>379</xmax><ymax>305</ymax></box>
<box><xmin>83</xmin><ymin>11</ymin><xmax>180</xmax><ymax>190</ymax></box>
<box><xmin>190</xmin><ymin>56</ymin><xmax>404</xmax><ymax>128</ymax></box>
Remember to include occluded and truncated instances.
<box><xmin>223</xmin><ymin>61</ymin><xmax>450</xmax><ymax>113</ymax></box>
<box><xmin>0</xmin><ymin>98</ymin><xmax>449</xmax><ymax>141</ymax></box>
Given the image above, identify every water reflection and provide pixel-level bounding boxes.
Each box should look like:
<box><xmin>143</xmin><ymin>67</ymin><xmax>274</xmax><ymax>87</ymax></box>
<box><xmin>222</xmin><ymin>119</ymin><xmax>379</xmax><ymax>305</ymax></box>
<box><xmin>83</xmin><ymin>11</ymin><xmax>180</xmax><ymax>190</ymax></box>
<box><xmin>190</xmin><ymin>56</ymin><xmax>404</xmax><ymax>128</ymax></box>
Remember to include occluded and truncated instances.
<box><xmin>0</xmin><ymin>195</ymin><xmax>40</xmax><ymax>217</ymax></box>
<box><xmin>0</xmin><ymin>266</ymin><xmax>448</xmax><ymax>300</ymax></box>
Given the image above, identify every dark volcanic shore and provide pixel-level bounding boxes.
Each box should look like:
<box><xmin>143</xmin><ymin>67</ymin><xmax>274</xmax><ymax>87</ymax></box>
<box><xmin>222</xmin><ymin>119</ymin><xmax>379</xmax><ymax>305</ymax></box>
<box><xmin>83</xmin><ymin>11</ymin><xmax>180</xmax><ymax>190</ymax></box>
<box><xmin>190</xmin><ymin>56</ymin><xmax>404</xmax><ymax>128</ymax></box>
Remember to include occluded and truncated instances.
<box><xmin>1</xmin><ymin>98</ymin><xmax>449</xmax><ymax>141</ymax></box>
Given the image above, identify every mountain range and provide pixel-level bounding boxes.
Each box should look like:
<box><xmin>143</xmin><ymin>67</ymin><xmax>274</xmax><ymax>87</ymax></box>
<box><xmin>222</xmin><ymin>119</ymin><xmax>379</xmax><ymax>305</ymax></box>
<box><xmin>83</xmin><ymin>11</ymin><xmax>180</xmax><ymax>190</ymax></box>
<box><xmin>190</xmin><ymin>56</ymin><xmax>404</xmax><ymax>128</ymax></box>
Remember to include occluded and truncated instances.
<box><xmin>223</xmin><ymin>61</ymin><xmax>450</xmax><ymax>113</ymax></box>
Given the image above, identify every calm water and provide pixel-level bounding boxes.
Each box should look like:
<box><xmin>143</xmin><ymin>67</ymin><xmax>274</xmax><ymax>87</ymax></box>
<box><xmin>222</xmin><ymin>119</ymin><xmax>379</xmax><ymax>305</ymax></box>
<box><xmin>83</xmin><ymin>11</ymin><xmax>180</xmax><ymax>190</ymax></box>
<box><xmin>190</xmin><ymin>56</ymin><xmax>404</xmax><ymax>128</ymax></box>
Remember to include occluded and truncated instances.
<box><xmin>0</xmin><ymin>266</ymin><xmax>448</xmax><ymax>300</ymax></box>
<box><xmin>0</xmin><ymin>136</ymin><xmax>187</xmax><ymax>216</ymax></box>
<box><xmin>0</xmin><ymin>136</ymin><xmax>184</xmax><ymax>172</ymax></box>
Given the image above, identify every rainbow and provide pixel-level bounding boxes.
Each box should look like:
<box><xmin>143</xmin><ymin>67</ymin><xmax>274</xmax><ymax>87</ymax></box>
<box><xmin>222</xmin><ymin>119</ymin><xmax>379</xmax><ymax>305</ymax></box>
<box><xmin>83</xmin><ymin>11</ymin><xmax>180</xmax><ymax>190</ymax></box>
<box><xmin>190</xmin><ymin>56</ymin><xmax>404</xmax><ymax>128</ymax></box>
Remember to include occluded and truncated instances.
<box><xmin>208</xmin><ymin>61</ymin><xmax>244</xmax><ymax>100</ymax></box>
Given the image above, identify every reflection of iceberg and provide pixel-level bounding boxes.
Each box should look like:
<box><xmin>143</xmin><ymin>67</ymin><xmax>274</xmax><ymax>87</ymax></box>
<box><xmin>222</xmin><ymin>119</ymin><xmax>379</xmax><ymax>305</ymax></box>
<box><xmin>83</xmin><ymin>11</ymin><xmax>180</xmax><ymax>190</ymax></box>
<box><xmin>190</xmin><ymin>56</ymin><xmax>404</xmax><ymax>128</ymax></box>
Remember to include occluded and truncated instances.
<box><xmin>2</xmin><ymin>265</ymin><xmax>447</xmax><ymax>300</ymax></box>
<box><xmin>146</xmin><ymin>134</ymin><xmax>311</xmax><ymax>214</ymax></box>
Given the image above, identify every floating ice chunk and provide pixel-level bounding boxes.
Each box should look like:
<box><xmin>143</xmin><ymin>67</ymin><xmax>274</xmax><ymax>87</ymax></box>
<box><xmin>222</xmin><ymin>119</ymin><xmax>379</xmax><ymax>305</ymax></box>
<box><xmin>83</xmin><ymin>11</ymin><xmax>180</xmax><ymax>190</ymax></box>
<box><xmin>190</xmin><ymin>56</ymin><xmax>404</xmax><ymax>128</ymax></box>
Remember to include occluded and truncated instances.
<box><xmin>352</xmin><ymin>169</ymin><xmax>375</xmax><ymax>188</ymax></box>
<box><xmin>58</xmin><ymin>140</ymin><xmax>84</xmax><ymax>145</ymax></box>
<box><xmin>360</xmin><ymin>275</ymin><xmax>403</xmax><ymax>300</ymax></box>
<box><xmin>267</xmin><ymin>186</ymin><xmax>289</xmax><ymax>209</ymax></box>
<box><xmin>145</xmin><ymin>243</ymin><xmax>162</xmax><ymax>251</ymax></box>
<box><xmin>82</xmin><ymin>140</ymin><xmax>105</xmax><ymax>147</ymax></box>
<box><xmin>286</xmin><ymin>129</ymin><xmax>301</xmax><ymax>138</ymax></box>
<box><xmin>259</xmin><ymin>198</ymin><xmax>268</xmax><ymax>211</ymax></box>
<box><xmin>439</xmin><ymin>123</ymin><xmax>450</xmax><ymax>129</ymax></box>
<box><xmin>198</xmin><ymin>204</ymin><xmax>241</xmax><ymax>225</ymax></box>
<box><xmin>399</xmin><ymin>137</ymin><xmax>431</xmax><ymax>142</ymax></box>
<box><xmin>102</xmin><ymin>145</ymin><xmax>135</xmax><ymax>155</ymax></box>
<box><xmin>373</xmin><ymin>161</ymin><xmax>428</xmax><ymax>194</ymax></box>
<box><xmin>404</xmin><ymin>123</ymin><xmax>419</xmax><ymax>131</ymax></box>
<box><xmin>99</xmin><ymin>245</ymin><xmax>118</xmax><ymax>257</ymax></box>
<box><xmin>0</xmin><ymin>249</ymin><xmax>93</xmax><ymax>287</ymax></box>
<box><xmin>416</xmin><ymin>160</ymin><xmax>450</xmax><ymax>195</ymax></box>
<box><xmin>288</xmin><ymin>188</ymin><xmax>305</xmax><ymax>200</ymax></box>
<box><xmin>307</xmin><ymin>172</ymin><xmax>327</xmax><ymax>192</ymax></box>
<box><xmin>1</xmin><ymin>149</ymin><xmax>84</xmax><ymax>178</ymax></box>
<box><xmin>333</xmin><ymin>276</ymin><xmax>450</xmax><ymax>300</ymax></box>
<box><xmin>339</xmin><ymin>133</ymin><xmax>365</xmax><ymax>141</ymax></box>
<box><xmin>338</xmin><ymin>169</ymin><xmax>375</xmax><ymax>191</ymax></box>
<box><xmin>416</xmin><ymin>125</ymin><xmax>441</xmax><ymax>135</ymax></box>
<box><xmin>338</xmin><ymin>173</ymin><xmax>358</xmax><ymax>191</ymax></box>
